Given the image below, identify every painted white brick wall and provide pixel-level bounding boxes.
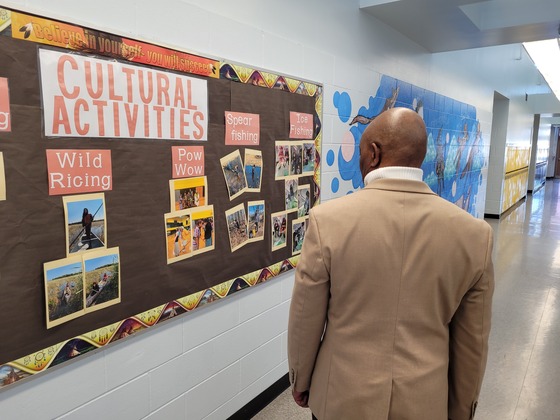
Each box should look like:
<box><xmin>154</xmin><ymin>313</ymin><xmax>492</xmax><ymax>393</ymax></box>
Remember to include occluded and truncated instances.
<box><xmin>0</xmin><ymin>274</ymin><xmax>294</xmax><ymax>419</ymax></box>
<box><xmin>0</xmin><ymin>0</ymin><xmax>557</xmax><ymax>418</ymax></box>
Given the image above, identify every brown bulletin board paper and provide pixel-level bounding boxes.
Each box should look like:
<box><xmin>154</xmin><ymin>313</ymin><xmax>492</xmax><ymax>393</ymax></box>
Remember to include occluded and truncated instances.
<box><xmin>0</xmin><ymin>6</ymin><xmax>322</xmax><ymax>387</ymax></box>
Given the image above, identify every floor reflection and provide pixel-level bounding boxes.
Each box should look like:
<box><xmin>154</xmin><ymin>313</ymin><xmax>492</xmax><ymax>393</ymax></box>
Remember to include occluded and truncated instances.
<box><xmin>478</xmin><ymin>179</ymin><xmax>560</xmax><ymax>420</ymax></box>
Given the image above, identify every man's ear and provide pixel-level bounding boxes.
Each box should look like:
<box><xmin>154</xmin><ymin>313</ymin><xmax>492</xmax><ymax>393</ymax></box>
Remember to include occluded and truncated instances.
<box><xmin>371</xmin><ymin>142</ymin><xmax>381</xmax><ymax>168</ymax></box>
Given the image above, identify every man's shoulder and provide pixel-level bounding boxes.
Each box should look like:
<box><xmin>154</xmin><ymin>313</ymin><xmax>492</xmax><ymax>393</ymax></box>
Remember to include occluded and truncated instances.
<box><xmin>310</xmin><ymin>190</ymin><xmax>368</xmax><ymax>218</ymax></box>
<box><xmin>429</xmin><ymin>194</ymin><xmax>492</xmax><ymax>231</ymax></box>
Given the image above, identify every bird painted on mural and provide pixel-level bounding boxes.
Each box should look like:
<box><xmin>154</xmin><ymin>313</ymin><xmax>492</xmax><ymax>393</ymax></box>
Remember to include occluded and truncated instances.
<box><xmin>461</xmin><ymin>122</ymin><xmax>482</xmax><ymax>179</ymax></box>
<box><xmin>413</xmin><ymin>98</ymin><xmax>424</xmax><ymax>114</ymax></box>
<box><xmin>348</xmin><ymin>86</ymin><xmax>400</xmax><ymax>125</ymax></box>
<box><xmin>435</xmin><ymin>127</ymin><xmax>445</xmax><ymax>196</ymax></box>
<box><xmin>454</xmin><ymin>122</ymin><xmax>469</xmax><ymax>174</ymax></box>
<box><xmin>461</xmin><ymin>183</ymin><xmax>472</xmax><ymax>211</ymax></box>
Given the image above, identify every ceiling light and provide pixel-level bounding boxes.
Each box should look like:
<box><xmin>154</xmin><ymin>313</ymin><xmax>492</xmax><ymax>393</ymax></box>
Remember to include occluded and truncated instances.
<box><xmin>523</xmin><ymin>36</ymin><xmax>560</xmax><ymax>102</ymax></box>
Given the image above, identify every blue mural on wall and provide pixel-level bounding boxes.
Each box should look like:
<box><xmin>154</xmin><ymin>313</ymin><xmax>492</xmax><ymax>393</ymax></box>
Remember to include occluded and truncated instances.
<box><xmin>329</xmin><ymin>75</ymin><xmax>487</xmax><ymax>216</ymax></box>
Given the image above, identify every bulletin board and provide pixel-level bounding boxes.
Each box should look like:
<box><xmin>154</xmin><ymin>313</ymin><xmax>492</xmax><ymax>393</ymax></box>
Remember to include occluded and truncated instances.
<box><xmin>0</xmin><ymin>7</ymin><xmax>322</xmax><ymax>388</ymax></box>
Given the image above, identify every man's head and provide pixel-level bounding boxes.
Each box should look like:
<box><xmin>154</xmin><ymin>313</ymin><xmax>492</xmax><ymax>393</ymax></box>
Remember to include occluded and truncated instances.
<box><xmin>359</xmin><ymin>107</ymin><xmax>427</xmax><ymax>180</ymax></box>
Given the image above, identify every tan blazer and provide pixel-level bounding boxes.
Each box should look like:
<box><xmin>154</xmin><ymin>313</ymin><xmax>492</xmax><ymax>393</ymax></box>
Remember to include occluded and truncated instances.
<box><xmin>288</xmin><ymin>178</ymin><xmax>494</xmax><ymax>420</ymax></box>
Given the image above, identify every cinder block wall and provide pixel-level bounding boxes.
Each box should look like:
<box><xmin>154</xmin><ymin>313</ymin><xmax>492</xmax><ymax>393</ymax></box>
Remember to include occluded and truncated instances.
<box><xmin>0</xmin><ymin>0</ymin><xmax>546</xmax><ymax>418</ymax></box>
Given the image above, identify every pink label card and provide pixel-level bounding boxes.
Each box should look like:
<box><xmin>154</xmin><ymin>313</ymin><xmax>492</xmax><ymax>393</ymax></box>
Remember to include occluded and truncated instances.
<box><xmin>172</xmin><ymin>146</ymin><xmax>205</xmax><ymax>178</ymax></box>
<box><xmin>289</xmin><ymin>111</ymin><xmax>313</xmax><ymax>139</ymax></box>
<box><xmin>0</xmin><ymin>78</ymin><xmax>11</xmax><ymax>132</ymax></box>
<box><xmin>46</xmin><ymin>149</ymin><xmax>112</xmax><ymax>195</ymax></box>
<box><xmin>225</xmin><ymin>111</ymin><xmax>260</xmax><ymax>145</ymax></box>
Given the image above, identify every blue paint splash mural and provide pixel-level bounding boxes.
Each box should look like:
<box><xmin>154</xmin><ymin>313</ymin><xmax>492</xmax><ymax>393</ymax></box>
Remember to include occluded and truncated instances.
<box><xmin>328</xmin><ymin>75</ymin><xmax>488</xmax><ymax>217</ymax></box>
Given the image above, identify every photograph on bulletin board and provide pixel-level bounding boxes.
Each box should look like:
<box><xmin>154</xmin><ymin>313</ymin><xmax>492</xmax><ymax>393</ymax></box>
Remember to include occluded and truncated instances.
<box><xmin>247</xmin><ymin>200</ymin><xmax>265</xmax><ymax>243</ymax></box>
<box><xmin>169</xmin><ymin>176</ymin><xmax>208</xmax><ymax>211</ymax></box>
<box><xmin>271</xmin><ymin>211</ymin><xmax>288</xmax><ymax>252</ymax></box>
<box><xmin>63</xmin><ymin>193</ymin><xmax>107</xmax><ymax>256</ymax></box>
<box><xmin>83</xmin><ymin>247</ymin><xmax>121</xmax><ymax>313</ymax></box>
<box><xmin>0</xmin><ymin>6</ymin><xmax>322</xmax><ymax>388</ymax></box>
<box><xmin>164</xmin><ymin>209</ymin><xmax>193</xmax><ymax>264</ymax></box>
<box><xmin>244</xmin><ymin>149</ymin><xmax>263</xmax><ymax>192</ymax></box>
<box><xmin>43</xmin><ymin>255</ymin><xmax>85</xmax><ymax>329</ymax></box>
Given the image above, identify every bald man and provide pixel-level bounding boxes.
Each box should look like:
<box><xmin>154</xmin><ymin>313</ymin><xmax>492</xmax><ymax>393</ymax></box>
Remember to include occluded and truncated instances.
<box><xmin>288</xmin><ymin>108</ymin><xmax>494</xmax><ymax>420</ymax></box>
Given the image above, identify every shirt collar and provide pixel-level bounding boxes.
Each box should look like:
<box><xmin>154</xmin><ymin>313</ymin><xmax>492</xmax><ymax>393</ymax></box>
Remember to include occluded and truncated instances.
<box><xmin>363</xmin><ymin>166</ymin><xmax>424</xmax><ymax>186</ymax></box>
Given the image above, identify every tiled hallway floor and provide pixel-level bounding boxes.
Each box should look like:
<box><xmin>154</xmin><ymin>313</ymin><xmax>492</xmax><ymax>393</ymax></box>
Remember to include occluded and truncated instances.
<box><xmin>253</xmin><ymin>180</ymin><xmax>560</xmax><ymax>420</ymax></box>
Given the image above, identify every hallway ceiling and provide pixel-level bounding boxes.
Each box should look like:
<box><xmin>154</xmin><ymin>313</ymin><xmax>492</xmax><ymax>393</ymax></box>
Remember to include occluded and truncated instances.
<box><xmin>360</xmin><ymin>0</ymin><xmax>560</xmax><ymax>53</ymax></box>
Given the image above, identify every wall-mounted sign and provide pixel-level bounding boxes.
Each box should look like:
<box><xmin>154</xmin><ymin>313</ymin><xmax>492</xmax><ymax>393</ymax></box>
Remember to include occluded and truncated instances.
<box><xmin>289</xmin><ymin>111</ymin><xmax>313</xmax><ymax>139</ymax></box>
<box><xmin>171</xmin><ymin>146</ymin><xmax>204</xmax><ymax>178</ymax></box>
<box><xmin>39</xmin><ymin>49</ymin><xmax>208</xmax><ymax>140</ymax></box>
<box><xmin>46</xmin><ymin>149</ymin><xmax>112</xmax><ymax>195</ymax></box>
<box><xmin>225</xmin><ymin>111</ymin><xmax>260</xmax><ymax>145</ymax></box>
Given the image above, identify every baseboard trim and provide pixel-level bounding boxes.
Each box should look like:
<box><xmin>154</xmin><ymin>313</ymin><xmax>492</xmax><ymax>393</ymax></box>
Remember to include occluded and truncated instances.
<box><xmin>228</xmin><ymin>373</ymin><xmax>290</xmax><ymax>420</ymax></box>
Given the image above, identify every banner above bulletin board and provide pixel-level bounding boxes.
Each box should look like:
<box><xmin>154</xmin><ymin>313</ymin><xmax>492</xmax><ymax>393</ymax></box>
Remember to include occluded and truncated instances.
<box><xmin>0</xmin><ymin>7</ymin><xmax>322</xmax><ymax>388</ymax></box>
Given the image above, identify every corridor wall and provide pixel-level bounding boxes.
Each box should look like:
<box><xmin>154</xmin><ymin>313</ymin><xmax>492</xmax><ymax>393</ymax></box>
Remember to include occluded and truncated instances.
<box><xmin>0</xmin><ymin>0</ymin><xmax>553</xmax><ymax>418</ymax></box>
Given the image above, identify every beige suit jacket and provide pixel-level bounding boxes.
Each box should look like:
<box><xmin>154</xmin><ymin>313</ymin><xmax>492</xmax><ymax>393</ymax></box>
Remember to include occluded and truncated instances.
<box><xmin>288</xmin><ymin>178</ymin><xmax>494</xmax><ymax>420</ymax></box>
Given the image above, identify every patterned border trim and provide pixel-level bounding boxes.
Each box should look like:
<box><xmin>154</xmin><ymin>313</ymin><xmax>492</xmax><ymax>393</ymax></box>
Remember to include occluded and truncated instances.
<box><xmin>0</xmin><ymin>60</ymin><xmax>322</xmax><ymax>388</ymax></box>
<box><xmin>1</xmin><ymin>258</ymin><xmax>299</xmax><ymax>383</ymax></box>
<box><xmin>5</xmin><ymin>9</ymin><xmax>219</xmax><ymax>78</ymax></box>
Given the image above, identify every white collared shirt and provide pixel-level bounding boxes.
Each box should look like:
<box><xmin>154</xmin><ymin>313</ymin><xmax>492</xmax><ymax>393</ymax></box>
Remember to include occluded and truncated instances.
<box><xmin>363</xmin><ymin>166</ymin><xmax>424</xmax><ymax>186</ymax></box>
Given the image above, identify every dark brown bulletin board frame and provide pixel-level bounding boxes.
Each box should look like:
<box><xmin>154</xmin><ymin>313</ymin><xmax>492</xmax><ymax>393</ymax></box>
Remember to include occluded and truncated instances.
<box><xmin>0</xmin><ymin>7</ymin><xmax>322</xmax><ymax>389</ymax></box>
